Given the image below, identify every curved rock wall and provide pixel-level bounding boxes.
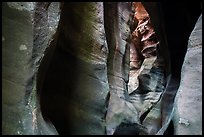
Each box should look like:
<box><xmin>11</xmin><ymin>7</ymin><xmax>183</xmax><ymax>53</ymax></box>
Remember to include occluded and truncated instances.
<box><xmin>141</xmin><ymin>2</ymin><xmax>201</xmax><ymax>135</ymax></box>
<box><xmin>39</xmin><ymin>2</ymin><xmax>109</xmax><ymax>135</ymax></box>
<box><xmin>2</xmin><ymin>2</ymin><xmax>60</xmax><ymax>135</ymax></box>
<box><xmin>104</xmin><ymin>2</ymin><xmax>136</xmax><ymax>134</ymax></box>
<box><xmin>127</xmin><ymin>2</ymin><xmax>166</xmax><ymax>135</ymax></box>
<box><xmin>173</xmin><ymin>14</ymin><xmax>202</xmax><ymax>135</ymax></box>
<box><xmin>2</xmin><ymin>2</ymin><xmax>202</xmax><ymax>135</ymax></box>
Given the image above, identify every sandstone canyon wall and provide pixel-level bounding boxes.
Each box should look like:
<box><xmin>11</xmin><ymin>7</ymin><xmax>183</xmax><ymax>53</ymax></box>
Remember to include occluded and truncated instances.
<box><xmin>2</xmin><ymin>2</ymin><xmax>202</xmax><ymax>135</ymax></box>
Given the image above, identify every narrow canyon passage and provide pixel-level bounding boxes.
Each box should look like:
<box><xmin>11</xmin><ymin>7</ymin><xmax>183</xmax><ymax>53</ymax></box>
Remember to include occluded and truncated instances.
<box><xmin>2</xmin><ymin>2</ymin><xmax>202</xmax><ymax>135</ymax></box>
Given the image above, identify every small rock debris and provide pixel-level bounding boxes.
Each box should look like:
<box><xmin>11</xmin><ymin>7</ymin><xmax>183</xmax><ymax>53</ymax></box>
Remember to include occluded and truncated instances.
<box><xmin>19</xmin><ymin>44</ymin><xmax>27</xmax><ymax>51</ymax></box>
<box><xmin>179</xmin><ymin>118</ymin><xmax>190</xmax><ymax>126</ymax></box>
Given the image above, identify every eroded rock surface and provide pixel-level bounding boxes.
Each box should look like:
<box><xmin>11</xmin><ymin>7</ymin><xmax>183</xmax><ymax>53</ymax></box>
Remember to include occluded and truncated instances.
<box><xmin>128</xmin><ymin>2</ymin><xmax>164</xmax><ymax>96</ymax></box>
<box><xmin>39</xmin><ymin>2</ymin><xmax>109</xmax><ymax>135</ymax></box>
<box><xmin>2</xmin><ymin>2</ymin><xmax>60</xmax><ymax>135</ymax></box>
<box><xmin>2</xmin><ymin>2</ymin><xmax>202</xmax><ymax>135</ymax></box>
<box><xmin>173</xmin><ymin>14</ymin><xmax>202</xmax><ymax>135</ymax></box>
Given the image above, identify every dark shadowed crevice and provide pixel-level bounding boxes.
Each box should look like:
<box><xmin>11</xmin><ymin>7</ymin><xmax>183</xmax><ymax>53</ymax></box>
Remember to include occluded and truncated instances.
<box><xmin>37</xmin><ymin>2</ymin><xmax>109</xmax><ymax>135</ymax></box>
<box><xmin>141</xmin><ymin>2</ymin><xmax>201</xmax><ymax>135</ymax></box>
<box><xmin>163</xmin><ymin>120</ymin><xmax>174</xmax><ymax>135</ymax></box>
<box><xmin>37</xmin><ymin>5</ymin><xmax>79</xmax><ymax>133</ymax></box>
<box><xmin>139</xmin><ymin>107</ymin><xmax>151</xmax><ymax>123</ymax></box>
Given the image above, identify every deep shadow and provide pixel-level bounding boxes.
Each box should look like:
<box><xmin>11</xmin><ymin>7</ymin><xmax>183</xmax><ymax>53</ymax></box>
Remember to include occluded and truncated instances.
<box><xmin>36</xmin><ymin>3</ymin><xmax>79</xmax><ymax>134</ymax></box>
<box><xmin>143</xmin><ymin>2</ymin><xmax>201</xmax><ymax>79</ymax></box>
<box><xmin>38</xmin><ymin>45</ymin><xmax>78</xmax><ymax>134</ymax></box>
<box><xmin>161</xmin><ymin>2</ymin><xmax>201</xmax><ymax>78</ymax></box>
<box><xmin>164</xmin><ymin>120</ymin><xmax>174</xmax><ymax>135</ymax></box>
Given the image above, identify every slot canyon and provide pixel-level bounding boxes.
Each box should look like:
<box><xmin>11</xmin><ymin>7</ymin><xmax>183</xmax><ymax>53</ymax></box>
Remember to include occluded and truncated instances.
<box><xmin>2</xmin><ymin>2</ymin><xmax>202</xmax><ymax>135</ymax></box>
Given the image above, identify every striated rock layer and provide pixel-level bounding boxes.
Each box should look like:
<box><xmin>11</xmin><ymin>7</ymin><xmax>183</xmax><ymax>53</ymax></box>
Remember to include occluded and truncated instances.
<box><xmin>105</xmin><ymin>2</ymin><xmax>166</xmax><ymax>135</ymax></box>
<box><xmin>2</xmin><ymin>2</ymin><xmax>202</xmax><ymax>135</ymax></box>
<box><xmin>39</xmin><ymin>2</ymin><xmax>109</xmax><ymax>135</ymax></box>
<box><xmin>104</xmin><ymin>2</ymin><xmax>138</xmax><ymax>135</ymax></box>
<box><xmin>173</xmin><ymin>14</ymin><xmax>202</xmax><ymax>135</ymax></box>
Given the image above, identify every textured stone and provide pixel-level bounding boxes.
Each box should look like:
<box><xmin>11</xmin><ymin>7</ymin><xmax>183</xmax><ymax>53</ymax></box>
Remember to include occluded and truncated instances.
<box><xmin>7</xmin><ymin>2</ymin><xmax>35</xmax><ymax>11</ymax></box>
<box><xmin>39</xmin><ymin>2</ymin><xmax>109</xmax><ymax>135</ymax></box>
<box><xmin>2</xmin><ymin>2</ymin><xmax>202</xmax><ymax>135</ymax></box>
<box><xmin>124</xmin><ymin>2</ymin><xmax>168</xmax><ymax>135</ymax></box>
<box><xmin>173</xmin><ymin>14</ymin><xmax>202</xmax><ymax>135</ymax></box>
<box><xmin>2</xmin><ymin>2</ymin><xmax>60</xmax><ymax>135</ymax></box>
<box><xmin>104</xmin><ymin>2</ymin><xmax>137</xmax><ymax>135</ymax></box>
<box><xmin>128</xmin><ymin>2</ymin><xmax>161</xmax><ymax>94</ymax></box>
<box><xmin>104</xmin><ymin>2</ymin><xmax>167</xmax><ymax>135</ymax></box>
